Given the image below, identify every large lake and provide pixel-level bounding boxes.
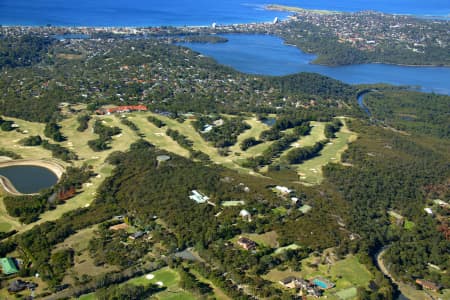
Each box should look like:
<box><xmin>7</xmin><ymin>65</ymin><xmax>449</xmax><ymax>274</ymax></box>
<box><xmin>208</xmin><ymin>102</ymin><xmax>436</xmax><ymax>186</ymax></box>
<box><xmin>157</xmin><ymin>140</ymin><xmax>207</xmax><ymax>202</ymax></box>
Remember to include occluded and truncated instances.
<box><xmin>182</xmin><ymin>34</ymin><xmax>450</xmax><ymax>95</ymax></box>
<box><xmin>0</xmin><ymin>165</ymin><xmax>58</xmax><ymax>194</ymax></box>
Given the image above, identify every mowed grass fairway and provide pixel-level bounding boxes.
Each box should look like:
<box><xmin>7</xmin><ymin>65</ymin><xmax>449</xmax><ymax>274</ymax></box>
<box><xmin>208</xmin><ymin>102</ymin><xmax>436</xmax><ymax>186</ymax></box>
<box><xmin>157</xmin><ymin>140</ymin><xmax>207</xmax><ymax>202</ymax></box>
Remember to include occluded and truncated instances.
<box><xmin>78</xmin><ymin>267</ymin><xmax>197</xmax><ymax>300</ymax></box>
<box><xmin>0</xmin><ymin>112</ymin><xmax>356</xmax><ymax>234</ymax></box>
<box><xmin>126</xmin><ymin>114</ymin><xmax>190</xmax><ymax>158</ymax></box>
<box><xmin>131</xmin><ymin>113</ymin><xmax>272</xmax><ymax>175</ymax></box>
<box><xmin>229</xmin><ymin>117</ymin><xmax>270</xmax><ymax>154</ymax></box>
<box><xmin>294</xmin><ymin>119</ymin><xmax>357</xmax><ymax>185</ymax></box>
<box><xmin>0</xmin><ymin>116</ymin><xmax>53</xmax><ymax>159</ymax></box>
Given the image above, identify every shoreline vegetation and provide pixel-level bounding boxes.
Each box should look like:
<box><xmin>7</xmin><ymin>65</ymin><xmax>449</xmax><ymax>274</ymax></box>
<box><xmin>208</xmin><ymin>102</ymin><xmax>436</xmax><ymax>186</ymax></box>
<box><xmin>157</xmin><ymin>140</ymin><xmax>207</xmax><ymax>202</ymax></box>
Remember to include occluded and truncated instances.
<box><xmin>0</xmin><ymin>159</ymin><xmax>64</xmax><ymax>195</ymax></box>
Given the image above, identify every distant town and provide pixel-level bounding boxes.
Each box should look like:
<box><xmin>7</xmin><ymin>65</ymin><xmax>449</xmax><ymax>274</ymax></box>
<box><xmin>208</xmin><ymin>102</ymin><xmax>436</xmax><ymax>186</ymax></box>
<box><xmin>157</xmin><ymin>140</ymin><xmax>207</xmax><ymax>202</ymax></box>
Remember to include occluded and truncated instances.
<box><xmin>1</xmin><ymin>7</ymin><xmax>449</xmax><ymax>66</ymax></box>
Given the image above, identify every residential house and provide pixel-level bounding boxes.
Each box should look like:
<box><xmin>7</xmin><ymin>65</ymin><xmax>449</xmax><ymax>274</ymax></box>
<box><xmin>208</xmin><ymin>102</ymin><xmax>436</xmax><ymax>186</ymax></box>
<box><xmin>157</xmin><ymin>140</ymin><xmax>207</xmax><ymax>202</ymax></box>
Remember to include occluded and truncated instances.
<box><xmin>279</xmin><ymin>276</ymin><xmax>299</xmax><ymax>289</ymax></box>
<box><xmin>415</xmin><ymin>279</ymin><xmax>441</xmax><ymax>292</ymax></box>
<box><xmin>239</xmin><ymin>209</ymin><xmax>252</xmax><ymax>222</ymax></box>
<box><xmin>96</xmin><ymin>105</ymin><xmax>148</xmax><ymax>115</ymax></box>
<box><xmin>129</xmin><ymin>231</ymin><xmax>144</xmax><ymax>240</ymax></box>
<box><xmin>237</xmin><ymin>237</ymin><xmax>257</xmax><ymax>250</ymax></box>
<box><xmin>275</xmin><ymin>186</ymin><xmax>292</xmax><ymax>195</ymax></box>
<box><xmin>189</xmin><ymin>190</ymin><xmax>210</xmax><ymax>204</ymax></box>
<box><xmin>8</xmin><ymin>280</ymin><xmax>37</xmax><ymax>293</ymax></box>
<box><xmin>0</xmin><ymin>257</ymin><xmax>19</xmax><ymax>275</ymax></box>
<box><xmin>109</xmin><ymin>223</ymin><xmax>129</xmax><ymax>231</ymax></box>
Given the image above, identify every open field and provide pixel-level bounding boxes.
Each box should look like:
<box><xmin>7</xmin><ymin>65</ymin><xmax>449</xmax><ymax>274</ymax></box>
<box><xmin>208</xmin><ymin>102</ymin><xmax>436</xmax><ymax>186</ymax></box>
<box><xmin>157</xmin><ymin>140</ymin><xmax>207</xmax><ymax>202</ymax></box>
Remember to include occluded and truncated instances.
<box><xmin>294</xmin><ymin>119</ymin><xmax>357</xmax><ymax>185</ymax></box>
<box><xmin>232</xmin><ymin>231</ymin><xmax>279</xmax><ymax>248</ymax></box>
<box><xmin>246</xmin><ymin>231</ymin><xmax>279</xmax><ymax>248</ymax></box>
<box><xmin>54</xmin><ymin>225</ymin><xmax>97</xmax><ymax>253</ymax></box>
<box><xmin>274</xmin><ymin>243</ymin><xmax>301</xmax><ymax>255</ymax></box>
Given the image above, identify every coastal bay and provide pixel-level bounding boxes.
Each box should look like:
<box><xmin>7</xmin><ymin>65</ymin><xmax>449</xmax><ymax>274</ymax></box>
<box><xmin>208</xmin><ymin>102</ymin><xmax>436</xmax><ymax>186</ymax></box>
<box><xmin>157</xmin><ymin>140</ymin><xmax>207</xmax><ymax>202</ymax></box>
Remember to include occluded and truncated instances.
<box><xmin>182</xmin><ymin>34</ymin><xmax>450</xmax><ymax>95</ymax></box>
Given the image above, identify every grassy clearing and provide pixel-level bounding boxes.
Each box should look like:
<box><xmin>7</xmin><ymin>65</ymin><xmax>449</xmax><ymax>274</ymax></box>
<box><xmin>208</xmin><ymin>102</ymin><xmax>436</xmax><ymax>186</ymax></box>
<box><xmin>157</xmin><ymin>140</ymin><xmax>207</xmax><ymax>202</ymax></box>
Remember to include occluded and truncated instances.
<box><xmin>0</xmin><ymin>183</ymin><xmax>25</xmax><ymax>232</ymax></box>
<box><xmin>299</xmin><ymin>204</ymin><xmax>312</xmax><ymax>214</ymax></box>
<box><xmin>295</xmin><ymin>119</ymin><xmax>357</xmax><ymax>185</ymax></box>
<box><xmin>232</xmin><ymin>231</ymin><xmax>279</xmax><ymax>248</ymax></box>
<box><xmin>72</xmin><ymin>251</ymin><xmax>119</xmax><ymax>279</ymax></box>
<box><xmin>336</xmin><ymin>287</ymin><xmax>357</xmax><ymax>300</ymax></box>
<box><xmin>264</xmin><ymin>268</ymin><xmax>303</xmax><ymax>282</ymax></box>
<box><xmin>274</xmin><ymin>244</ymin><xmax>301</xmax><ymax>255</ymax></box>
<box><xmin>404</xmin><ymin>220</ymin><xmax>415</xmax><ymax>230</ymax></box>
<box><xmin>78</xmin><ymin>293</ymin><xmax>96</xmax><ymax>300</ymax></box>
<box><xmin>54</xmin><ymin>225</ymin><xmax>97</xmax><ymax>253</ymax></box>
<box><xmin>221</xmin><ymin>200</ymin><xmax>245</xmax><ymax>207</ymax></box>
<box><xmin>0</xmin><ymin>221</ymin><xmax>12</xmax><ymax>232</ymax></box>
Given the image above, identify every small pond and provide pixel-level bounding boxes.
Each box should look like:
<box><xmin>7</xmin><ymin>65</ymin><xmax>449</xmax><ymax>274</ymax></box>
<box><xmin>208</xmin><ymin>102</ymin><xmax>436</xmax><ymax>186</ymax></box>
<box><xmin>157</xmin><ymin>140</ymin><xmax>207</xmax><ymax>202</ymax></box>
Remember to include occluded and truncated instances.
<box><xmin>0</xmin><ymin>165</ymin><xmax>58</xmax><ymax>194</ymax></box>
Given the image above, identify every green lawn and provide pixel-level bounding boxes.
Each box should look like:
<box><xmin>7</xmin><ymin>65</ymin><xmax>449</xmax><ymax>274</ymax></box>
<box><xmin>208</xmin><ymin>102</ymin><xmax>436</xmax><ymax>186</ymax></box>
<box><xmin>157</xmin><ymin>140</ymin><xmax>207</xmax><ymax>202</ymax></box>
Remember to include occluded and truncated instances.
<box><xmin>299</xmin><ymin>204</ymin><xmax>312</xmax><ymax>214</ymax></box>
<box><xmin>272</xmin><ymin>207</ymin><xmax>288</xmax><ymax>216</ymax></box>
<box><xmin>404</xmin><ymin>220</ymin><xmax>415</xmax><ymax>230</ymax></box>
<box><xmin>78</xmin><ymin>293</ymin><xmax>96</xmax><ymax>300</ymax></box>
<box><xmin>0</xmin><ymin>221</ymin><xmax>12</xmax><ymax>232</ymax></box>
<box><xmin>221</xmin><ymin>200</ymin><xmax>245</xmax><ymax>207</ymax></box>
<box><xmin>157</xmin><ymin>291</ymin><xmax>197</xmax><ymax>300</ymax></box>
<box><xmin>336</xmin><ymin>287</ymin><xmax>357</xmax><ymax>300</ymax></box>
<box><xmin>128</xmin><ymin>267</ymin><xmax>178</xmax><ymax>287</ymax></box>
<box><xmin>274</xmin><ymin>244</ymin><xmax>301</xmax><ymax>255</ymax></box>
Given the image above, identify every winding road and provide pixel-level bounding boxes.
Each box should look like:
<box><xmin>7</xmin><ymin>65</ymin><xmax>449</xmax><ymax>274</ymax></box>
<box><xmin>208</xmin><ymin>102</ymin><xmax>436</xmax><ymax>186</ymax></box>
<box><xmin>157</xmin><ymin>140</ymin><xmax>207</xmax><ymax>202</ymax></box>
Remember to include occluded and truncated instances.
<box><xmin>375</xmin><ymin>247</ymin><xmax>436</xmax><ymax>300</ymax></box>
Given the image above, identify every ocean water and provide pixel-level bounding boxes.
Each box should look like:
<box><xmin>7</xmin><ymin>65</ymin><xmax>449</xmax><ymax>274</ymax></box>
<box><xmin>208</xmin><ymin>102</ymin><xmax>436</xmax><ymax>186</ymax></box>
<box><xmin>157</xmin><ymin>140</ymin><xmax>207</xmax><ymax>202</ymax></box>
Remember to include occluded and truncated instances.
<box><xmin>182</xmin><ymin>34</ymin><xmax>450</xmax><ymax>95</ymax></box>
<box><xmin>0</xmin><ymin>0</ymin><xmax>449</xmax><ymax>27</ymax></box>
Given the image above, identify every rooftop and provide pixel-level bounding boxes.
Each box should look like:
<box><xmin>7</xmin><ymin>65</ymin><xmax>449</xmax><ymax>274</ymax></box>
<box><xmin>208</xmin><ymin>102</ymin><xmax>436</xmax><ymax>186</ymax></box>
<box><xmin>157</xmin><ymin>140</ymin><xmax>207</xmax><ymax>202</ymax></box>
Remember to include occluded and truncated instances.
<box><xmin>0</xmin><ymin>257</ymin><xmax>19</xmax><ymax>275</ymax></box>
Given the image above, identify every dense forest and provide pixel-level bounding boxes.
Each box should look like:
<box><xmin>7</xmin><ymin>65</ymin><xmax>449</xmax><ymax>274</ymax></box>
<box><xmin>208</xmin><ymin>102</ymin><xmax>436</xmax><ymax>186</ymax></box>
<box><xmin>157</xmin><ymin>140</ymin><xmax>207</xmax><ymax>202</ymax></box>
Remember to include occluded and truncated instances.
<box><xmin>323</xmin><ymin>120</ymin><xmax>450</xmax><ymax>288</ymax></box>
<box><xmin>363</xmin><ymin>89</ymin><xmax>450</xmax><ymax>138</ymax></box>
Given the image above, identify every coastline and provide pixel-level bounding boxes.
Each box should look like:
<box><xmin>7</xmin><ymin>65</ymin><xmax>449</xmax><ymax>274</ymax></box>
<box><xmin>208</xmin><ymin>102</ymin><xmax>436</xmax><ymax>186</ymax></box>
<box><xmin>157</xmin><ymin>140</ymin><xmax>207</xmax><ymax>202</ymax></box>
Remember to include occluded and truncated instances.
<box><xmin>265</xmin><ymin>4</ymin><xmax>339</xmax><ymax>15</ymax></box>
